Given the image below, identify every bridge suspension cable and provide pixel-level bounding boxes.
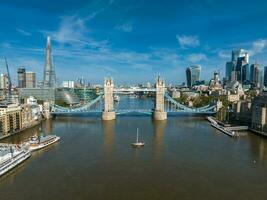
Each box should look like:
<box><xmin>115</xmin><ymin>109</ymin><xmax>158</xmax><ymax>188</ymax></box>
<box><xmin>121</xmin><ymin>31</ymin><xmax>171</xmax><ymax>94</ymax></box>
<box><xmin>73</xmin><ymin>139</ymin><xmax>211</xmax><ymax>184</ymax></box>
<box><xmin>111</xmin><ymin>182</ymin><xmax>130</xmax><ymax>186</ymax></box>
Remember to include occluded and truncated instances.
<box><xmin>52</xmin><ymin>93</ymin><xmax>103</xmax><ymax>113</ymax></box>
<box><xmin>164</xmin><ymin>93</ymin><xmax>216</xmax><ymax>113</ymax></box>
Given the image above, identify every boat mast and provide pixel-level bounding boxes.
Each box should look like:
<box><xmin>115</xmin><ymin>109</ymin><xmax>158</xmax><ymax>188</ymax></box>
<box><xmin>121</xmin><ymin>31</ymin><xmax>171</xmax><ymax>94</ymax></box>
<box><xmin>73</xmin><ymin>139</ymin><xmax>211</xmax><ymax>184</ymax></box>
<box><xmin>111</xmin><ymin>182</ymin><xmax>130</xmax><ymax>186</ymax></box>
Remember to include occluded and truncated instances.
<box><xmin>136</xmin><ymin>128</ymin><xmax>139</xmax><ymax>143</ymax></box>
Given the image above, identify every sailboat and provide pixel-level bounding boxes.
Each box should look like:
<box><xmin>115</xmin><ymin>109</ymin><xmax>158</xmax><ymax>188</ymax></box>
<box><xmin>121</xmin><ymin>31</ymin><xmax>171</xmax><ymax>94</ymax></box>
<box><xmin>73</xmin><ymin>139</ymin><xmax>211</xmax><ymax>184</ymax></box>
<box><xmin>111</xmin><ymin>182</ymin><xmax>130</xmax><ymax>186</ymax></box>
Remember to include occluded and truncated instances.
<box><xmin>132</xmin><ymin>128</ymin><xmax>145</xmax><ymax>147</ymax></box>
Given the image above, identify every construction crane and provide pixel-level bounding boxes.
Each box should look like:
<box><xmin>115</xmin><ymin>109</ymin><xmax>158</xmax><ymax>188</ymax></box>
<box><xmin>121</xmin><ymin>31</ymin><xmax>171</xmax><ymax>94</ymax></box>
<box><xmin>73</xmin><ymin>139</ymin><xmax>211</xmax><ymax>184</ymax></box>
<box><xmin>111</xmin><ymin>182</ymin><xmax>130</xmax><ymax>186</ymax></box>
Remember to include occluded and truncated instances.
<box><xmin>4</xmin><ymin>57</ymin><xmax>12</xmax><ymax>99</ymax></box>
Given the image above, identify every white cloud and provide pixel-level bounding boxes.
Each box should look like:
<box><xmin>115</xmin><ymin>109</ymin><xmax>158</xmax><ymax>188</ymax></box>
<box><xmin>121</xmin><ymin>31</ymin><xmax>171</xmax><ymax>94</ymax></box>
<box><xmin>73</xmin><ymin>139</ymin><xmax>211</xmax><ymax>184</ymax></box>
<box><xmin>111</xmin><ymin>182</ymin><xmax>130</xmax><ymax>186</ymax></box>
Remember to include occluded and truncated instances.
<box><xmin>249</xmin><ymin>39</ymin><xmax>267</xmax><ymax>56</ymax></box>
<box><xmin>218</xmin><ymin>50</ymin><xmax>230</xmax><ymax>59</ymax></box>
<box><xmin>16</xmin><ymin>28</ymin><xmax>31</xmax><ymax>36</ymax></box>
<box><xmin>44</xmin><ymin>15</ymin><xmax>109</xmax><ymax>49</ymax></box>
<box><xmin>187</xmin><ymin>53</ymin><xmax>207</xmax><ymax>63</ymax></box>
<box><xmin>47</xmin><ymin>15</ymin><xmax>88</xmax><ymax>45</ymax></box>
<box><xmin>176</xmin><ymin>35</ymin><xmax>199</xmax><ymax>48</ymax></box>
<box><xmin>115</xmin><ymin>23</ymin><xmax>133</xmax><ymax>32</ymax></box>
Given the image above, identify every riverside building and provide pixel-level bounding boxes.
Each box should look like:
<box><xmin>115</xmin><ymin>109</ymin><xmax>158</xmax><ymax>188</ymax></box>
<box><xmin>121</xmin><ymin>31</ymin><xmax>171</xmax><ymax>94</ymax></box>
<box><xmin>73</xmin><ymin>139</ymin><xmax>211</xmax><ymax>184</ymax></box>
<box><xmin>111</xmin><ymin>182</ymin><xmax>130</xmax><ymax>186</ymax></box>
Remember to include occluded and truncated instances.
<box><xmin>0</xmin><ymin>103</ymin><xmax>22</xmax><ymax>139</ymax></box>
<box><xmin>251</xmin><ymin>92</ymin><xmax>267</xmax><ymax>135</ymax></box>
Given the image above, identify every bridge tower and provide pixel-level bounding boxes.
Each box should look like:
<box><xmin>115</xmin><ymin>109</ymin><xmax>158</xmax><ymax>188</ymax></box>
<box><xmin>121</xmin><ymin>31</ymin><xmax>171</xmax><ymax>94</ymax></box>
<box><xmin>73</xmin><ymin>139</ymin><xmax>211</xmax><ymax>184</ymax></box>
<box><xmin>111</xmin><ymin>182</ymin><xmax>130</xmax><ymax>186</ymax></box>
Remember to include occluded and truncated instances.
<box><xmin>153</xmin><ymin>76</ymin><xmax>167</xmax><ymax>120</ymax></box>
<box><xmin>102</xmin><ymin>77</ymin><xmax>116</xmax><ymax>120</ymax></box>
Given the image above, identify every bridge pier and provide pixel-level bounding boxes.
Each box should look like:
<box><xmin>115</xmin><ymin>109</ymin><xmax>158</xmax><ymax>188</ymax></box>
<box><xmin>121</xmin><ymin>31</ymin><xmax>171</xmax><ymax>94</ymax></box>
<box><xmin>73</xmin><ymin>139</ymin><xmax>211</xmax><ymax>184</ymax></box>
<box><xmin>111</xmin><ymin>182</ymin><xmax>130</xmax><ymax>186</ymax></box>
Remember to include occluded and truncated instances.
<box><xmin>102</xmin><ymin>77</ymin><xmax>116</xmax><ymax>120</ymax></box>
<box><xmin>153</xmin><ymin>111</ymin><xmax>167</xmax><ymax>120</ymax></box>
<box><xmin>153</xmin><ymin>76</ymin><xmax>167</xmax><ymax>120</ymax></box>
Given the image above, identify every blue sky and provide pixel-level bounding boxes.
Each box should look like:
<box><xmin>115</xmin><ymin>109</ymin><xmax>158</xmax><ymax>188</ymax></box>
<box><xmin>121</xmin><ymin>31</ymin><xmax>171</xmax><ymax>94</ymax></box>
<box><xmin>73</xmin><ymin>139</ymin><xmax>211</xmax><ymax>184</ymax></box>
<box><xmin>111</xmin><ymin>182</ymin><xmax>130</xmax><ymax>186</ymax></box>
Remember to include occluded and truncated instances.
<box><xmin>0</xmin><ymin>0</ymin><xmax>267</xmax><ymax>84</ymax></box>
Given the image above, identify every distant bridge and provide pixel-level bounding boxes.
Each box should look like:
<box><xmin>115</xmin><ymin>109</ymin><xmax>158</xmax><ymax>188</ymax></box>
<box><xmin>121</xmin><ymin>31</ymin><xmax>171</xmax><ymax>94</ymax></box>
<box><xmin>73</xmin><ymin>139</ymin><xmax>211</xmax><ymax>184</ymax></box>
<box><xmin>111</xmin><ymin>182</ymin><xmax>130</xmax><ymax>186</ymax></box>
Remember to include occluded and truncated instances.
<box><xmin>113</xmin><ymin>88</ymin><xmax>156</xmax><ymax>93</ymax></box>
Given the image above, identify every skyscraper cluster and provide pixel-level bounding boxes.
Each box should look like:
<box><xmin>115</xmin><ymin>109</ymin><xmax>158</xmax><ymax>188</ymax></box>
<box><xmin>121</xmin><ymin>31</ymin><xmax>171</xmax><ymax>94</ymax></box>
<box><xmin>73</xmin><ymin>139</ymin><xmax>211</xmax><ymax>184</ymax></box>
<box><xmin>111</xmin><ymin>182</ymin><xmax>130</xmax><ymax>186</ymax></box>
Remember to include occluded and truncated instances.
<box><xmin>225</xmin><ymin>49</ymin><xmax>249</xmax><ymax>83</ymax></box>
<box><xmin>225</xmin><ymin>49</ymin><xmax>266</xmax><ymax>88</ymax></box>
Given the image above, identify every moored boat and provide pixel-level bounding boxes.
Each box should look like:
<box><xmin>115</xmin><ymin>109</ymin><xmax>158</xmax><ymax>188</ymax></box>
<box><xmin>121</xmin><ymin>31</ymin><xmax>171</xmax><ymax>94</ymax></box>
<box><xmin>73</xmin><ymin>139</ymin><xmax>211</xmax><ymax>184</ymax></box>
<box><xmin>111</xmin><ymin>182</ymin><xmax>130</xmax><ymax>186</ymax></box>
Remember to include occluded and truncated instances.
<box><xmin>132</xmin><ymin>128</ymin><xmax>145</xmax><ymax>147</ymax></box>
<box><xmin>26</xmin><ymin>135</ymin><xmax>60</xmax><ymax>152</ymax></box>
<box><xmin>0</xmin><ymin>144</ymin><xmax>31</xmax><ymax>177</ymax></box>
<box><xmin>114</xmin><ymin>95</ymin><xmax>120</xmax><ymax>102</ymax></box>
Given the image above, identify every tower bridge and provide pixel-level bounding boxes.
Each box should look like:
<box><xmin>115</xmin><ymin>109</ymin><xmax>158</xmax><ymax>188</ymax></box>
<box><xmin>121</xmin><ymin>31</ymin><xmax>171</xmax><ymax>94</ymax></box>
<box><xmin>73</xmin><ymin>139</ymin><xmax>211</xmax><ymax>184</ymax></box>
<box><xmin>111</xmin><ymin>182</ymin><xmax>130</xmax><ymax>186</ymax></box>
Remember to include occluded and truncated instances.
<box><xmin>51</xmin><ymin>76</ymin><xmax>217</xmax><ymax>120</ymax></box>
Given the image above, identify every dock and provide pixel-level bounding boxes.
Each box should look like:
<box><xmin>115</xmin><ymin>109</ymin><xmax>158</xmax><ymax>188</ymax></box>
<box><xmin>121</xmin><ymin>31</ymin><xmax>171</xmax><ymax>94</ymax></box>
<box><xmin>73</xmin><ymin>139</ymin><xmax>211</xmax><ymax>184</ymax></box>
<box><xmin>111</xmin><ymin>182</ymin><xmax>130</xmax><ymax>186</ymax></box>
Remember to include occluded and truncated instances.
<box><xmin>227</xmin><ymin>126</ymin><xmax>248</xmax><ymax>131</ymax></box>
<box><xmin>207</xmin><ymin>117</ymin><xmax>237</xmax><ymax>137</ymax></box>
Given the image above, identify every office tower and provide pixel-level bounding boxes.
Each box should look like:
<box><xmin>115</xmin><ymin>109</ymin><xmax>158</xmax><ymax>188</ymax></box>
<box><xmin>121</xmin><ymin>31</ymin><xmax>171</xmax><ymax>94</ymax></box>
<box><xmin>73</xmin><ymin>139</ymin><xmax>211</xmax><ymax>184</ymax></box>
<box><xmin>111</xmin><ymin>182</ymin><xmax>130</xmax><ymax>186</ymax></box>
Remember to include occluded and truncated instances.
<box><xmin>226</xmin><ymin>49</ymin><xmax>249</xmax><ymax>83</ymax></box>
<box><xmin>25</xmin><ymin>72</ymin><xmax>36</xmax><ymax>88</ymax></box>
<box><xmin>17</xmin><ymin>67</ymin><xmax>26</xmax><ymax>88</ymax></box>
<box><xmin>250</xmin><ymin>63</ymin><xmax>261</xmax><ymax>88</ymax></box>
<box><xmin>43</xmin><ymin>36</ymin><xmax>56</xmax><ymax>88</ymax></box>
<box><xmin>264</xmin><ymin>66</ymin><xmax>267</xmax><ymax>87</ymax></box>
<box><xmin>226</xmin><ymin>61</ymin><xmax>235</xmax><ymax>81</ymax></box>
<box><xmin>241</xmin><ymin>64</ymin><xmax>250</xmax><ymax>83</ymax></box>
<box><xmin>186</xmin><ymin>65</ymin><xmax>201</xmax><ymax>87</ymax></box>
<box><xmin>231</xmin><ymin>49</ymin><xmax>249</xmax><ymax>63</ymax></box>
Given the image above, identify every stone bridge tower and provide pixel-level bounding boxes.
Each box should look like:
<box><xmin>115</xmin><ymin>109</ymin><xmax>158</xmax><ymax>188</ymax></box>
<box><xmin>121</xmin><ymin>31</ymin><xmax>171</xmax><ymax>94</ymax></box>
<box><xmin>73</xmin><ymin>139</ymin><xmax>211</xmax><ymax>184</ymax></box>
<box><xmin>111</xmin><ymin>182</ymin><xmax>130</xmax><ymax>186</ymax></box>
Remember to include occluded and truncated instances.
<box><xmin>102</xmin><ymin>77</ymin><xmax>116</xmax><ymax>120</ymax></box>
<box><xmin>153</xmin><ymin>76</ymin><xmax>167</xmax><ymax>120</ymax></box>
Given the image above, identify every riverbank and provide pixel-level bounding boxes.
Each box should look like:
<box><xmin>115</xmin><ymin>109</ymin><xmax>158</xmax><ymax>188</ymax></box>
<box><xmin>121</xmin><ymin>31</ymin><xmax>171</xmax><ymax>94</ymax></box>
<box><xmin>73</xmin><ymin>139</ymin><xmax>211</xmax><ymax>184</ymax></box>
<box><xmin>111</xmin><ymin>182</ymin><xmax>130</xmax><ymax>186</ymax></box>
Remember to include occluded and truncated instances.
<box><xmin>249</xmin><ymin>128</ymin><xmax>267</xmax><ymax>137</ymax></box>
<box><xmin>207</xmin><ymin>116</ymin><xmax>236</xmax><ymax>137</ymax></box>
<box><xmin>0</xmin><ymin>120</ymin><xmax>42</xmax><ymax>141</ymax></box>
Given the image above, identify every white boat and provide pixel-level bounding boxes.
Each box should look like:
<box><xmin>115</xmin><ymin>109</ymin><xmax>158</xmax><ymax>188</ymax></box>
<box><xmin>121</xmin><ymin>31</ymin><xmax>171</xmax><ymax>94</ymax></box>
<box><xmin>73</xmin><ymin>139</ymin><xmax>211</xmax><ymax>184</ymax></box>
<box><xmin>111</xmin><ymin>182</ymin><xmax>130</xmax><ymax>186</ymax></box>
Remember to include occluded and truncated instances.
<box><xmin>0</xmin><ymin>144</ymin><xmax>31</xmax><ymax>177</ymax></box>
<box><xmin>114</xmin><ymin>95</ymin><xmax>120</xmax><ymax>102</ymax></box>
<box><xmin>132</xmin><ymin>128</ymin><xmax>145</xmax><ymax>147</ymax></box>
<box><xmin>26</xmin><ymin>135</ymin><xmax>60</xmax><ymax>152</ymax></box>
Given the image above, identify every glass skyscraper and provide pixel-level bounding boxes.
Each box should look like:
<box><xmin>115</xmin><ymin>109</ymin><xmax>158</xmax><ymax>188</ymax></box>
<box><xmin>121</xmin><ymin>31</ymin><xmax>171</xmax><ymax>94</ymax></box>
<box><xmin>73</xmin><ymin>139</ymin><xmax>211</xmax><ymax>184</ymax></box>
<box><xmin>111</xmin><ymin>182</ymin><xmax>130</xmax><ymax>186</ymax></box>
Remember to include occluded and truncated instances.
<box><xmin>264</xmin><ymin>66</ymin><xmax>267</xmax><ymax>88</ymax></box>
<box><xmin>43</xmin><ymin>36</ymin><xmax>56</xmax><ymax>88</ymax></box>
<box><xmin>186</xmin><ymin>66</ymin><xmax>201</xmax><ymax>87</ymax></box>
<box><xmin>225</xmin><ymin>61</ymin><xmax>235</xmax><ymax>81</ymax></box>
<box><xmin>250</xmin><ymin>63</ymin><xmax>261</xmax><ymax>88</ymax></box>
<box><xmin>225</xmin><ymin>49</ymin><xmax>249</xmax><ymax>83</ymax></box>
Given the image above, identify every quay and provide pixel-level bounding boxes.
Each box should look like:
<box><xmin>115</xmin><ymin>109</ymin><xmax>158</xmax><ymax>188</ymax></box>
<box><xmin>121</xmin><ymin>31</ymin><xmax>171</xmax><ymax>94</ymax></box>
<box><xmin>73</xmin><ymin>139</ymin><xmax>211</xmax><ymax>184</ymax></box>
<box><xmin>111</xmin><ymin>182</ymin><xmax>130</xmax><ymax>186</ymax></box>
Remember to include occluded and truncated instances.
<box><xmin>228</xmin><ymin>126</ymin><xmax>248</xmax><ymax>131</ymax></box>
<box><xmin>0</xmin><ymin>119</ymin><xmax>42</xmax><ymax>141</ymax></box>
<box><xmin>207</xmin><ymin>117</ymin><xmax>237</xmax><ymax>137</ymax></box>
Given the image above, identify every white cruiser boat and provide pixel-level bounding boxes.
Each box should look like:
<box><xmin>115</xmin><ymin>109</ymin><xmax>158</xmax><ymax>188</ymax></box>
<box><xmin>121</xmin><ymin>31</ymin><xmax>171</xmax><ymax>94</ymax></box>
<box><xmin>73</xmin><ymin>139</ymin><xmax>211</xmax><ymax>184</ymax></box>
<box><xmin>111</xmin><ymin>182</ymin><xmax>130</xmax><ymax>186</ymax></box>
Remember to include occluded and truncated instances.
<box><xmin>132</xmin><ymin>128</ymin><xmax>145</xmax><ymax>147</ymax></box>
<box><xmin>0</xmin><ymin>144</ymin><xmax>31</xmax><ymax>177</ymax></box>
<box><xmin>26</xmin><ymin>135</ymin><xmax>60</xmax><ymax>152</ymax></box>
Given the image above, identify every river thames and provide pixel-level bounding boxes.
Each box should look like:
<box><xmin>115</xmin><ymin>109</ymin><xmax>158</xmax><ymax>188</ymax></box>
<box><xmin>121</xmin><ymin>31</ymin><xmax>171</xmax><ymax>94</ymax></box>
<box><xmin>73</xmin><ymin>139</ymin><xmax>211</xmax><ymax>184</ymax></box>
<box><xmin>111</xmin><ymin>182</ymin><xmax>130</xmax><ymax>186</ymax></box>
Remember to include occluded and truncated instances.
<box><xmin>1</xmin><ymin>96</ymin><xmax>267</xmax><ymax>200</ymax></box>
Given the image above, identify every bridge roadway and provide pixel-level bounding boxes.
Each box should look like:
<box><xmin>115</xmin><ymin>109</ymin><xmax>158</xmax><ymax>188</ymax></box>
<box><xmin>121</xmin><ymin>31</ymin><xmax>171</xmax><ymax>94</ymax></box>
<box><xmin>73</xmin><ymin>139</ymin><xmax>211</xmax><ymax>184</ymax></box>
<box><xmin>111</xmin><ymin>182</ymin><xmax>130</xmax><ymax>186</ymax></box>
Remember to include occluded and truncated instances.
<box><xmin>51</xmin><ymin>109</ymin><xmax>216</xmax><ymax>115</ymax></box>
<box><xmin>113</xmin><ymin>88</ymin><xmax>156</xmax><ymax>93</ymax></box>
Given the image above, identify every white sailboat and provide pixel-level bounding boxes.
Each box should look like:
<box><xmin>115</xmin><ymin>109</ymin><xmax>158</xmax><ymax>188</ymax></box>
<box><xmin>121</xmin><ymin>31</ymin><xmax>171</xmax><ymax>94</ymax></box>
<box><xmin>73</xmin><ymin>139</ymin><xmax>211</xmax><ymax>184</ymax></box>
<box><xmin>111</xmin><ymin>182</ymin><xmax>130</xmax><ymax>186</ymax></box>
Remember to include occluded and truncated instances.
<box><xmin>132</xmin><ymin>128</ymin><xmax>145</xmax><ymax>147</ymax></box>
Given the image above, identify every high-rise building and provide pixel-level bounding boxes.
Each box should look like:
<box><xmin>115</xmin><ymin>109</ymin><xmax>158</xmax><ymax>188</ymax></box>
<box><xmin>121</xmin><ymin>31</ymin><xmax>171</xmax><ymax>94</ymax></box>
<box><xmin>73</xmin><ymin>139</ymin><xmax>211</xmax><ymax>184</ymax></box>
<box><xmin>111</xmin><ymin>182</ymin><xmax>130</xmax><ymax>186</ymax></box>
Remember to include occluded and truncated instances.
<box><xmin>0</xmin><ymin>73</ymin><xmax>9</xmax><ymax>90</ymax></box>
<box><xmin>186</xmin><ymin>65</ymin><xmax>201</xmax><ymax>87</ymax></box>
<box><xmin>226</xmin><ymin>49</ymin><xmax>249</xmax><ymax>83</ymax></box>
<box><xmin>25</xmin><ymin>72</ymin><xmax>36</xmax><ymax>88</ymax></box>
<box><xmin>241</xmin><ymin>63</ymin><xmax>250</xmax><ymax>83</ymax></box>
<box><xmin>43</xmin><ymin>36</ymin><xmax>56</xmax><ymax>88</ymax></box>
<box><xmin>250</xmin><ymin>63</ymin><xmax>261</xmax><ymax>88</ymax></box>
<box><xmin>231</xmin><ymin>49</ymin><xmax>249</xmax><ymax>63</ymax></box>
<box><xmin>225</xmin><ymin>61</ymin><xmax>235</xmax><ymax>81</ymax></box>
<box><xmin>17</xmin><ymin>67</ymin><xmax>26</xmax><ymax>88</ymax></box>
<box><xmin>264</xmin><ymin>66</ymin><xmax>267</xmax><ymax>88</ymax></box>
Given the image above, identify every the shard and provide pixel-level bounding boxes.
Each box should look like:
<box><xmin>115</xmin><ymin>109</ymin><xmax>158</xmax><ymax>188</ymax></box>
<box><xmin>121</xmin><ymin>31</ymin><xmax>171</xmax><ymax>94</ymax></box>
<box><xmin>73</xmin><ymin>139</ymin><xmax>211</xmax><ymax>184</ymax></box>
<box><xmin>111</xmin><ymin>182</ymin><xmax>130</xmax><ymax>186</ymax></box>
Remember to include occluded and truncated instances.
<box><xmin>43</xmin><ymin>36</ymin><xmax>56</xmax><ymax>88</ymax></box>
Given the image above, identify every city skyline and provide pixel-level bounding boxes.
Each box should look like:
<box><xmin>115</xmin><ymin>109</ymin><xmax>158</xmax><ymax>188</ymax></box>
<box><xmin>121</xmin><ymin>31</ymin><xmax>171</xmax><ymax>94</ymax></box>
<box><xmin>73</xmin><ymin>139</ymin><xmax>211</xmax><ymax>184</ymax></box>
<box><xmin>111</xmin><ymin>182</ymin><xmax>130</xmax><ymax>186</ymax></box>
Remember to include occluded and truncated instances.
<box><xmin>1</xmin><ymin>0</ymin><xmax>267</xmax><ymax>84</ymax></box>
